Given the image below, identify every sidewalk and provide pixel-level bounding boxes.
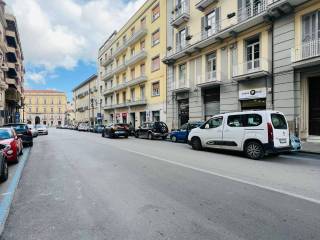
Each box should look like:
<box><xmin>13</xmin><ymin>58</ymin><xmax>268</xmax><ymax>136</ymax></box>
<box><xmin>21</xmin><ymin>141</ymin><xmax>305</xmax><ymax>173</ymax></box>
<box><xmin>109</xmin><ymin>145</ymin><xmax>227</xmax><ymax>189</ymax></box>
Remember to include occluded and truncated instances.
<box><xmin>301</xmin><ymin>142</ymin><xmax>320</xmax><ymax>154</ymax></box>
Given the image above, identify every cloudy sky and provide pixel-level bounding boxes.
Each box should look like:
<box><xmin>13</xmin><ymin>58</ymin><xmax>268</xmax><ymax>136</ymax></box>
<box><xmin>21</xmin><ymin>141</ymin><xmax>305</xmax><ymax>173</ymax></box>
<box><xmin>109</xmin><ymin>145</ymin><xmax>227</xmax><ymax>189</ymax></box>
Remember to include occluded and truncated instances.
<box><xmin>5</xmin><ymin>0</ymin><xmax>146</xmax><ymax>100</ymax></box>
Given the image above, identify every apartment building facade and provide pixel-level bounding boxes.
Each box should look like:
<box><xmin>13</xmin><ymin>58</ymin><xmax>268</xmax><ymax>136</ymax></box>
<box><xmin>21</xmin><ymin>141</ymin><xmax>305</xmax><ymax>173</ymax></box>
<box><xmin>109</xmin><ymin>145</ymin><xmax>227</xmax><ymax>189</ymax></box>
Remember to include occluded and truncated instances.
<box><xmin>73</xmin><ymin>74</ymin><xmax>103</xmax><ymax>125</ymax></box>
<box><xmin>163</xmin><ymin>0</ymin><xmax>313</xmax><ymax>133</ymax></box>
<box><xmin>0</xmin><ymin>1</ymin><xmax>7</xmax><ymax>125</ymax></box>
<box><xmin>23</xmin><ymin>90</ymin><xmax>67</xmax><ymax>126</ymax></box>
<box><xmin>98</xmin><ymin>0</ymin><xmax>167</xmax><ymax>127</ymax></box>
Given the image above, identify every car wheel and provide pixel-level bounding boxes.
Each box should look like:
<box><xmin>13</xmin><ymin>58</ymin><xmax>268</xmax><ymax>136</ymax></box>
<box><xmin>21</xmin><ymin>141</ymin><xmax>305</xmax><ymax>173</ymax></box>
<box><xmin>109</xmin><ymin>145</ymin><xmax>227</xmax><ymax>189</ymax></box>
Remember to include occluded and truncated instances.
<box><xmin>171</xmin><ymin>136</ymin><xmax>177</xmax><ymax>142</ymax></box>
<box><xmin>19</xmin><ymin>149</ymin><xmax>23</xmax><ymax>156</ymax></box>
<box><xmin>102</xmin><ymin>132</ymin><xmax>105</xmax><ymax>137</ymax></box>
<box><xmin>148</xmin><ymin>133</ymin><xmax>153</xmax><ymax>140</ymax></box>
<box><xmin>162</xmin><ymin>136</ymin><xmax>167</xmax><ymax>140</ymax></box>
<box><xmin>135</xmin><ymin>132</ymin><xmax>139</xmax><ymax>138</ymax></box>
<box><xmin>245</xmin><ymin>141</ymin><xmax>265</xmax><ymax>160</ymax></box>
<box><xmin>0</xmin><ymin>159</ymin><xmax>8</xmax><ymax>183</ymax></box>
<box><xmin>29</xmin><ymin>142</ymin><xmax>33</xmax><ymax>147</ymax></box>
<box><xmin>125</xmin><ymin>134</ymin><xmax>129</xmax><ymax>138</ymax></box>
<box><xmin>191</xmin><ymin>138</ymin><xmax>202</xmax><ymax>151</ymax></box>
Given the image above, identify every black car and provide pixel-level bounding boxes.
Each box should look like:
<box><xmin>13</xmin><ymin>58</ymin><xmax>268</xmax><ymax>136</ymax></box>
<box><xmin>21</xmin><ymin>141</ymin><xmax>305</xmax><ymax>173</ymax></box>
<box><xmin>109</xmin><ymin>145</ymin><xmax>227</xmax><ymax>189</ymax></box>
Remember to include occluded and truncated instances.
<box><xmin>102</xmin><ymin>124</ymin><xmax>129</xmax><ymax>138</ymax></box>
<box><xmin>0</xmin><ymin>144</ymin><xmax>8</xmax><ymax>183</ymax></box>
<box><xmin>135</xmin><ymin>121</ymin><xmax>168</xmax><ymax>140</ymax></box>
<box><xmin>3</xmin><ymin>123</ymin><xmax>33</xmax><ymax>147</ymax></box>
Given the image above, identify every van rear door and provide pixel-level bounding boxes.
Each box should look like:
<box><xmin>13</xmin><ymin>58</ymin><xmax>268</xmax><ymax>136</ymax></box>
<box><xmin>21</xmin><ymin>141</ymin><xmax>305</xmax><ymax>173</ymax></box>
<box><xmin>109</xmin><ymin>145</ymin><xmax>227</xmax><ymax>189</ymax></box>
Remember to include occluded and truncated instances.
<box><xmin>270</xmin><ymin>113</ymin><xmax>290</xmax><ymax>148</ymax></box>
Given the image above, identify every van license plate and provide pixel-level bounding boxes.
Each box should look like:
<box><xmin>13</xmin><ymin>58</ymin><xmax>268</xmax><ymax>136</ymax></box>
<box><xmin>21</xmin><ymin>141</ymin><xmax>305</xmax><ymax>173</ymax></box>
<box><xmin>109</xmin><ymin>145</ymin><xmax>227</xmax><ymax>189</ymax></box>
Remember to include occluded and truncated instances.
<box><xmin>279</xmin><ymin>139</ymin><xmax>287</xmax><ymax>144</ymax></box>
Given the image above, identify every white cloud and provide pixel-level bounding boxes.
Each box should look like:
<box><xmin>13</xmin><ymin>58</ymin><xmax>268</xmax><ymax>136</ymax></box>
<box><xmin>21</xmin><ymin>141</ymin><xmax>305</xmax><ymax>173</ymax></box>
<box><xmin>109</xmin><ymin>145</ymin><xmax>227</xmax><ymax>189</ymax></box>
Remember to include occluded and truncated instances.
<box><xmin>5</xmin><ymin>0</ymin><xmax>145</xmax><ymax>79</ymax></box>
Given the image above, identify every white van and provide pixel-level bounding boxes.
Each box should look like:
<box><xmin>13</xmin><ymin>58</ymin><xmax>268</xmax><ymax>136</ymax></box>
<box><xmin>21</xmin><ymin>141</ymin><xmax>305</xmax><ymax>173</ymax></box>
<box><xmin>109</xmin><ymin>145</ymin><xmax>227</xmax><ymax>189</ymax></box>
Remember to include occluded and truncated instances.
<box><xmin>188</xmin><ymin>110</ymin><xmax>290</xmax><ymax>160</ymax></box>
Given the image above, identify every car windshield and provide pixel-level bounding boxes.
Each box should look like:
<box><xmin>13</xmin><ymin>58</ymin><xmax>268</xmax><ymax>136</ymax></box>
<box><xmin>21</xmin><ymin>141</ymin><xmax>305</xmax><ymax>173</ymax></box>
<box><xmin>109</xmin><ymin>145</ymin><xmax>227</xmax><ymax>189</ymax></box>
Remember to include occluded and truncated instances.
<box><xmin>0</xmin><ymin>129</ymin><xmax>12</xmax><ymax>140</ymax></box>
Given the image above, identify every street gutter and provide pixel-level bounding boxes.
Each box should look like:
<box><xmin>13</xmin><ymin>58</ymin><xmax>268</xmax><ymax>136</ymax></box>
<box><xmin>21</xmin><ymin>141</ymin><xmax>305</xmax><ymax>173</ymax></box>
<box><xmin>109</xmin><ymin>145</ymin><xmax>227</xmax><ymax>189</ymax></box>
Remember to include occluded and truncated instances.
<box><xmin>0</xmin><ymin>147</ymin><xmax>31</xmax><ymax>235</ymax></box>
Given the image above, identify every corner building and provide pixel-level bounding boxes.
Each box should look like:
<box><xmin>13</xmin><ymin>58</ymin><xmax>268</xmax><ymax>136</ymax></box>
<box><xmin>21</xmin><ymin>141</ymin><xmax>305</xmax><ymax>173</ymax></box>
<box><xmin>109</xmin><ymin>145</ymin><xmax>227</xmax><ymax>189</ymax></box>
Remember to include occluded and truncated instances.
<box><xmin>98</xmin><ymin>0</ymin><xmax>167</xmax><ymax>127</ymax></box>
<box><xmin>163</xmin><ymin>0</ymin><xmax>309</xmax><ymax>131</ymax></box>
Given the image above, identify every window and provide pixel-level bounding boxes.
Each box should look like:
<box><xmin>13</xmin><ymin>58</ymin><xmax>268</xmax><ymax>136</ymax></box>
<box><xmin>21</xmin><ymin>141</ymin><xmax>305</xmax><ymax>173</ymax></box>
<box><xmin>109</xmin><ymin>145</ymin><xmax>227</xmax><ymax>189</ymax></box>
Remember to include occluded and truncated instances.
<box><xmin>246</xmin><ymin>36</ymin><xmax>260</xmax><ymax>71</ymax></box>
<box><xmin>140</xmin><ymin>85</ymin><xmax>145</xmax><ymax>100</ymax></box>
<box><xmin>131</xmin><ymin>68</ymin><xmax>135</xmax><ymax>79</ymax></box>
<box><xmin>140</xmin><ymin>40</ymin><xmax>145</xmax><ymax>50</ymax></box>
<box><xmin>59</xmin><ymin>108</ymin><xmax>61</xmax><ymax>113</ymax></box>
<box><xmin>152</xmin><ymin>82</ymin><xmax>160</xmax><ymax>96</ymax></box>
<box><xmin>151</xmin><ymin>56</ymin><xmax>160</xmax><ymax>71</ymax></box>
<box><xmin>36</xmin><ymin>108</ymin><xmax>39</xmax><ymax>113</ymax></box>
<box><xmin>177</xmin><ymin>28</ymin><xmax>187</xmax><ymax>50</ymax></box>
<box><xmin>203</xmin><ymin>117</ymin><xmax>223</xmax><ymax>129</ymax></box>
<box><xmin>122</xmin><ymin>92</ymin><xmax>126</xmax><ymax>103</ymax></box>
<box><xmin>131</xmin><ymin>88</ymin><xmax>135</xmax><ymax>102</ymax></box>
<box><xmin>152</xmin><ymin>3</ymin><xmax>160</xmax><ymax>21</ymax></box>
<box><xmin>203</xmin><ymin>9</ymin><xmax>219</xmax><ymax>38</ymax></box>
<box><xmin>44</xmin><ymin>108</ymin><xmax>46</xmax><ymax>113</ymax></box>
<box><xmin>302</xmin><ymin>11</ymin><xmax>320</xmax><ymax>58</ymax></box>
<box><xmin>179</xmin><ymin>64</ymin><xmax>186</xmax><ymax>84</ymax></box>
<box><xmin>207</xmin><ymin>52</ymin><xmax>216</xmax><ymax>80</ymax></box>
<box><xmin>44</xmin><ymin>99</ymin><xmax>47</xmax><ymax>104</ymax></box>
<box><xmin>131</xmin><ymin>27</ymin><xmax>135</xmax><ymax>36</ymax></box>
<box><xmin>123</xmin><ymin>35</ymin><xmax>127</xmax><ymax>44</ymax></box>
<box><xmin>122</xmin><ymin>73</ymin><xmax>127</xmax><ymax>83</ymax></box>
<box><xmin>131</xmin><ymin>47</ymin><xmax>135</xmax><ymax>56</ymax></box>
<box><xmin>140</xmin><ymin>63</ymin><xmax>146</xmax><ymax>75</ymax></box>
<box><xmin>51</xmin><ymin>98</ymin><xmax>54</xmax><ymax>104</ymax></box>
<box><xmin>29</xmin><ymin>108</ymin><xmax>31</xmax><ymax>113</ymax></box>
<box><xmin>123</xmin><ymin>54</ymin><xmax>126</xmax><ymax>63</ymax></box>
<box><xmin>29</xmin><ymin>98</ymin><xmax>31</xmax><ymax>104</ymax></box>
<box><xmin>116</xmin><ymin>94</ymin><xmax>119</xmax><ymax>104</ymax></box>
<box><xmin>227</xmin><ymin>115</ymin><xmax>243</xmax><ymax>127</ymax></box>
<box><xmin>152</xmin><ymin>29</ymin><xmax>160</xmax><ymax>46</ymax></box>
<box><xmin>141</xmin><ymin>17</ymin><xmax>146</xmax><ymax>27</ymax></box>
<box><xmin>271</xmin><ymin>114</ymin><xmax>287</xmax><ymax>129</ymax></box>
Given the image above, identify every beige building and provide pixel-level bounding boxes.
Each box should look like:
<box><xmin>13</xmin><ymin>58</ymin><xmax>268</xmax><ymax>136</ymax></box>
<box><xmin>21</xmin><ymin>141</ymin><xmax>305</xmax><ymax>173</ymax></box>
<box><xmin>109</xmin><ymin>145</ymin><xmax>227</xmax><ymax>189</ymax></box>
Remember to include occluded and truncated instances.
<box><xmin>65</xmin><ymin>101</ymin><xmax>75</xmax><ymax>125</ymax></box>
<box><xmin>23</xmin><ymin>90</ymin><xmax>67</xmax><ymax>126</ymax></box>
<box><xmin>73</xmin><ymin>74</ymin><xmax>103</xmax><ymax>125</ymax></box>
<box><xmin>0</xmin><ymin>1</ymin><xmax>24</xmax><ymax>125</ymax></box>
<box><xmin>98</xmin><ymin>0</ymin><xmax>167</xmax><ymax>127</ymax></box>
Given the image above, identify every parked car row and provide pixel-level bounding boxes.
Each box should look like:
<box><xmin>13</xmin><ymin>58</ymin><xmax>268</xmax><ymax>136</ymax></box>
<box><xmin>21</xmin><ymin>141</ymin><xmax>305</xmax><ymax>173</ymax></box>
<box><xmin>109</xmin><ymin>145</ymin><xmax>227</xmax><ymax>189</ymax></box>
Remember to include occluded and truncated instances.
<box><xmin>0</xmin><ymin>123</ymin><xmax>45</xmax><ymax>184</ymax></box>
<box><xmin>59</xmin><ymin>111</ymin><xmax>301</xmax><ymax>160</ymax></box>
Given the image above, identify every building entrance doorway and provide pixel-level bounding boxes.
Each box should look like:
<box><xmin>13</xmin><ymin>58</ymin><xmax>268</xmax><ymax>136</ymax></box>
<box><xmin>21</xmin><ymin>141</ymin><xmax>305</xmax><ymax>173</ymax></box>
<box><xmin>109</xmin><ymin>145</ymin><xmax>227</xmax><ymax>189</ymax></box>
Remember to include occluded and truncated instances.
<box><xmin>309</xmin><ymin>77</ymin><xmax>320</xmax><ymax>136</ymax></box>
<box><xmin>35</xmin><ymin>116</ymin><xmax>40</xmax><ymax>125</ymax></box>
<box><xmin>130</xmin><ymin>112</ymin><xmax>136</xmax><ymax>128</ymax></box>
<box><xmin>178</xmin><ymin>99</ymin><xmax>189</xmax><ymax>127</ymax></box>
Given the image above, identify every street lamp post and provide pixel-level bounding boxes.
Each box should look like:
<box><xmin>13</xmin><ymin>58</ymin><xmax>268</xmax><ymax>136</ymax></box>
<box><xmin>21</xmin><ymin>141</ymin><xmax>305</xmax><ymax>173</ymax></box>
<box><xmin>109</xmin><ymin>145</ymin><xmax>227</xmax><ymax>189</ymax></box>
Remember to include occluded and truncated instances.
<box><xmin>99</xmin><ymin>99</ymin><xmax>102</xmax><ymax>124</ymax></box>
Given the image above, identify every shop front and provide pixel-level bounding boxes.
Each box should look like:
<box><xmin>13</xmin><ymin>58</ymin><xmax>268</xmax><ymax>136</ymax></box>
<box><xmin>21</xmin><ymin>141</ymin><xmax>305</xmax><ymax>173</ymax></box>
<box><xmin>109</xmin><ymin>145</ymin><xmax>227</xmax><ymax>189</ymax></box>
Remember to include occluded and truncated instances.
<box><xmin>239</xmin><ymin>79</ymin><xmax>267</xmax><ymax>111</ymax></box>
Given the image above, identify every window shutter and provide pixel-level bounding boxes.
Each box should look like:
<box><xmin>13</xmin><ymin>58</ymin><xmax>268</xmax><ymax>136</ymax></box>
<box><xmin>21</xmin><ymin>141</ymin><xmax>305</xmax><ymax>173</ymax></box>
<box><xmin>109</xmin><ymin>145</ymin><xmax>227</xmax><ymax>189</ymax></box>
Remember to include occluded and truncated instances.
<box><xmin>215</xmin><ymin>8</ymin><xmax>220</xmax><ymax>31</ymax></box>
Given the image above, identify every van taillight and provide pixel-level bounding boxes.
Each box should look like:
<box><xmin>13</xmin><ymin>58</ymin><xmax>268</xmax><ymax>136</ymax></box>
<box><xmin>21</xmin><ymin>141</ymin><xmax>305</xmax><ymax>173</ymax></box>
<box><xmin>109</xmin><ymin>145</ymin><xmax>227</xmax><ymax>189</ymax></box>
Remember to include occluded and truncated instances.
<box><xmin>267</xmin><ymin>123</ymin><xmax>273</xmax><ymax>143</ymax></box>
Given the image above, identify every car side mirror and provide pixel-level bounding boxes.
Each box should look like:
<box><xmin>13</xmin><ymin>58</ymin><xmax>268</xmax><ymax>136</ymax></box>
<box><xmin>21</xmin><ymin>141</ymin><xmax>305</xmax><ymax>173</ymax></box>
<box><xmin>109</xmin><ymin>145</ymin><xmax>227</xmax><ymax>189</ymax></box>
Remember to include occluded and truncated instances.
<box><xmin>205</xmin><ymin>124</ymin><xmax>210</xmax><ymax>129</ymax></box>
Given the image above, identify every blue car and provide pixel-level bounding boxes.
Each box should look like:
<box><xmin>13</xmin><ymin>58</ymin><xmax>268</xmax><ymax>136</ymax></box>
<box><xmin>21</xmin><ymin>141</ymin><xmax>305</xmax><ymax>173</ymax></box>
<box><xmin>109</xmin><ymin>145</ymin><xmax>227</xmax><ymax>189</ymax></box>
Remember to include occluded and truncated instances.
<box><xmin>170</xmin><ymin>121</ymin><xmax>204</xmax><ymax>143</ymax></box>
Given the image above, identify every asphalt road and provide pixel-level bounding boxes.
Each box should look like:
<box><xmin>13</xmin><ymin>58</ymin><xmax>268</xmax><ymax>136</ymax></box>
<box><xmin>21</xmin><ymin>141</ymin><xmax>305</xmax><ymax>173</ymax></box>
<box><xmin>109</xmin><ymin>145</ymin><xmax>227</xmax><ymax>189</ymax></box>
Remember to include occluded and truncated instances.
<box><xmin>1</xmin><ymin>129</ymin><xmax>320</xmax><ymax>240</ymax></box>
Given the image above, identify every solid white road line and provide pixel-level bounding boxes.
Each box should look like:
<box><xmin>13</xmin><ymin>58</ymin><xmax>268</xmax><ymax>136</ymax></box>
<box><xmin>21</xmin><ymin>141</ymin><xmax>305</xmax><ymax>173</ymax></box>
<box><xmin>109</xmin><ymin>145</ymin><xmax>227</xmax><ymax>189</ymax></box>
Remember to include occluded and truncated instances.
<box><xmin>104</xmin><ymin>141</ymin><xmax>320</xmax><ymax>205</ymax></box>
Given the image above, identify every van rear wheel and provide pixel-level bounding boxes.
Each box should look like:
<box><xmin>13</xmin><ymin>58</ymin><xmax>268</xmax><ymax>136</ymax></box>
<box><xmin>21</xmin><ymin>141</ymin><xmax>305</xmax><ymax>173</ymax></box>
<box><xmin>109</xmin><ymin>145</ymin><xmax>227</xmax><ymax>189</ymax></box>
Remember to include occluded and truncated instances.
<box><xmin>245</xmin><ymin>141</ymin><xmax>264</xmax><ymax>160</ymax></box>
<box><xmin>191</xmin><ymin>138</ymin><xmax>202</xmax><ymax>151</ymax></box>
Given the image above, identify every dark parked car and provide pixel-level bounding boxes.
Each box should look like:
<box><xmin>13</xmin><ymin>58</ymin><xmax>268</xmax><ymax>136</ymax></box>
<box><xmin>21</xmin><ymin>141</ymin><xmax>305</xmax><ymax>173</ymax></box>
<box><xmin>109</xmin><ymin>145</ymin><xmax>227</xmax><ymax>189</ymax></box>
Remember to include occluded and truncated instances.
<box><xmin>0</xmin><ymin>145</ymin><xmax>8</xmax><ymax>183</ymax></box>
<box><xmin>102</xmin><ymin>123</ymin><xmax>129</xmax><ymax>138</ymax></box>
<box><xmin>170</xmin><ymin>121</ymin><xmax>204</xmax><ymax>143</ymax></box>
<box><xmin>94</xmin><ymin>125</ymin><xmax>105</xmax><ymax>133</ymax></box>
<box><xmin>3</xmin><ymin>124</ymin><xmax>33</xmax><ymax>147</ymax></box>
<box><xmin>135</xmin><ymin>121</ymin><xmax>168</xmax><ymax>140</ymax></box>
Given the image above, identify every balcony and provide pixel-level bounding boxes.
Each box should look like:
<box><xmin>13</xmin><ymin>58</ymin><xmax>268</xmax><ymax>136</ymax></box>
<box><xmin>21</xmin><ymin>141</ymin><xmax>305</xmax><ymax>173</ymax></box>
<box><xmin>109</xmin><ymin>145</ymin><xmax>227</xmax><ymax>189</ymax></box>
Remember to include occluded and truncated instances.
<box><xmin>170</xmin><ymin>1</ymin><xmax>190</xmax><ymax>28</ymax></box>
<box><xmin>232</xmin><ymin>58</ymin><xmax>270</xmax><ymax>81</ymax></box>
<box><xmin>164</xmin><ymin>0</ymin><xmax>276</xmax><ymax>63</ymax></box>
<box><xmin>126</xmin><ymin>50</ymin><xmax>147</xmax><ymax>67</ymax></box>
<box><xmin>126</xmin><ymin>27</ymin><xmax>148</xmax><ymax>47</ymax></box>
<box><xmin>113</xmin><ymin>63</ymin><xmax>127</xmax><ymax>75</ymax></box>
<box><xmin>114</xmin><ymin>42</ymin><xmax>128</xmax><ymax>58</ymax></box>
<box><xmin>291</xmin><ymin>39</ymin><xmax>320</xmax><ymax>69</ymax></box>
<box><xmin>113</xmin><ymin>82</ymin><xmax>128</xmax><ymax>92</ymax></box>
<box><xmin>103</xmin><ymin>86</ymin><xmax>116</xmax><ymax>95</ymax></box>
<box><xmin>101</xmin><ymin>56</ymin><xmax>114</xmax><ymax>67</ymax></box>
<box><xmin>127</xmin><ymin>75</ymin><xmax>148</xmax><ymax>88</ymax></box>
<box><xmin>196</xmin><ymin>0</ymin><xmax>218</xmax><ymax>12</ymax></box>
<box><xmin>104</xmin><ymin>105</ymin><xmax>115</xmax><ymax>110</ymax></box>
<box><xmin>101</xmin><ymin>70</ymin><xmax>114</xmax><ymax>81</ymax></box>
<box><xmin>172</xmin><ymin>78</ymin><xmax>190</xmax><ymax>93</ymax></box>
<box><xmin>196</xmin><ymin>71</ymin><xmax>222</xmax><ymax>88</ymax></box>
<box><xmin>127</xmin><ymin>99</ymin><xmax>147</xmax><ymax>107</ymax></box>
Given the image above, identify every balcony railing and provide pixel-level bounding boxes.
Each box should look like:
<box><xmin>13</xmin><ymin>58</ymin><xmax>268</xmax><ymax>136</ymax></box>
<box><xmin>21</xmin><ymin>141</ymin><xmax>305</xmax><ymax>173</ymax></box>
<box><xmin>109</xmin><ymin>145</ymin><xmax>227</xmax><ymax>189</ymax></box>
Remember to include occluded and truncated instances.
<box><xmin>172</xmin><ymin>77</ymin><xmax>190</xmax><ymax>92</ymax></box>
<box><xmin>113</xmin><ymin>63</ymin><xmax>127</xmax><ymax>75</ymax></box>
<box><xmin>126</xmin><ymin>50</ymin><xmax>147</xmax><ymax>67</ymax></box>
<box><xmin>196</xmin><ymin>70</ymin><xmax>222</xmax><ymax>87</ymax></box>
<box><xmin>127</xmin><ymin>75</ymin><xmax>148</xmax><ymax>88</ymax></box>
<box><xmin>127</xmin><ymin>99</ymin><xmax>147</xmax><ymax>107</ymax></box>
<box><xmin>170</xmin><ymin>1</ymin><xmax>190</xmax><ymax>27</ymax></box>
<box><xmin>291</xmin><ymin>39</ymin><xmax>320</xmax><ymax>62</ymax></box>
<box><xmin>114</xmin><ymin>42</ymin><xmax>128</xmax><ymax>58</ymax></box>
<box><xmin>196</xmin><ymin>0</ymin><xmax>218</xmax><ymax>11</ymax></box>
<box><xmin>126</xmin><ymin>27</ymin><xmax>148</xmax><ymax>47</ymax></box>
<box><xmin>101</xmin><ymin>56</ymin><xmax>114</xmax><ymax>67</ymax></box>
<box><xmin>237</xmin><ymin>0</ymin><xmax>268</xmax><ymax>23</ymax></box>
<box><xmin>232</xmin><ymin>58</ymin><xmax>270</xmax><ymax>79</ymax></box>
<box><xmin>101</xmin><ymin>70</ymin><xmax>114</xmax><ymax>81</ymax></box>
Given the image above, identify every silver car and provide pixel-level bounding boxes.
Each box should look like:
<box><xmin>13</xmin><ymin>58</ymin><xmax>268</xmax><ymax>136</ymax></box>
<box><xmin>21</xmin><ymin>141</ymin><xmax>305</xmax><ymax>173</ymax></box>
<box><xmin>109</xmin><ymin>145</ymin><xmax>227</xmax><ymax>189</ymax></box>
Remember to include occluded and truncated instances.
<box><xmin>35</xmin><ymin>124</ymin><xmax>48</xmax><ymax>135</ymax></box>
